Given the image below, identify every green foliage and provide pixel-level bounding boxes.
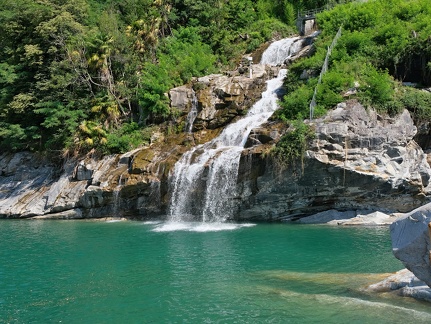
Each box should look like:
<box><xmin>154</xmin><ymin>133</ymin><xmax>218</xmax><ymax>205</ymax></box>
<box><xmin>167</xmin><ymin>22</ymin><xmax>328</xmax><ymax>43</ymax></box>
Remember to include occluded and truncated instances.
<box><xmin>271</xmin><ymin>121</ymin><xmax>315</xmax><ymax>167</ymax></box>
<box><xmin>139</xmin><ymin>27</ymin><xmax>216</xmax><ymax>118</ymax></box>
<box><xmin>170</xmin><ymin>0</ymin><xmax>297</xmax><ymax>66</ymax></box>
<box><xmin>162</xmin><ymin>28</ymin><xmax>217</xmax><ymax>83</ymax></box>
<box><xmin>278</xmin><ymin>85</ymin><xmax>314</xmax><ymax>121</ymax></box>
<box><xmin>276</xmin><ymin>0</ymin><xmax>431</xmax><ymax>124</ymax></box>
<box><xmin>103</xmin><ymin>122</ymin><xmax>153</xmax><ymax>154</ymax></box>
<box><xmin>357</xmin><ymin>65</ymin><xmax>395</xmax><ymax>110</ymax></box>
<box><xmin>34</xmin><ymin>101</ymin><xmax>88</xmax><ymax>150</ymax></box>
<box><xmin>0</xmin><ymin>123</ymin><xmax>27</xmax><ymax>151</ymax></box>
<box><xmin>0</xmin><ymin>0</ymin><xmax>348</xmax><ymax>154</ymax></box>
<box><xmin>400</xmin><ymin>88</ymin><xmax>431</xmax><ymax>122</ymax></box>
<box><xmin>317</xmin><ymin>69</ymin><xmax>352</xmax><ymax>109</ymax></box>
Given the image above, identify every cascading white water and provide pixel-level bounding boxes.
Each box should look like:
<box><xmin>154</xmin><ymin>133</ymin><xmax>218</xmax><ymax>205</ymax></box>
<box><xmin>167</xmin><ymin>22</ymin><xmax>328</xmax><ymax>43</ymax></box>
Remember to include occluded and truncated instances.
<box><xmin>185</xmin><ymin>90</ymin><xmax>198</xmax><ymax>133</ymax></box>
<box><xmin>112</xmin><ymin>174</ymin><xmax>123</xmax><ymax>217</ymax></box>
<box><xmin>167</xmin><ymin>37</ymin><xmax>302</xmax><ymax>223</ymax></box>
<box><xmin>260</xmin><ymin>37</ymin><xmax>303</xmax><ymax>66</ymax></box>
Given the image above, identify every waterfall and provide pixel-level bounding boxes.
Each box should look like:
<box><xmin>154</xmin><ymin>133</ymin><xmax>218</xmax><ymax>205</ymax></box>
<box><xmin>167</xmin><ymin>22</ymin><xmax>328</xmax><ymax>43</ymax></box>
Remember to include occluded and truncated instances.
<box><xmin>112</xmin><ymin>174</ymin><xmax>123</xmax><ymax>218</ymax></box>
<box><xmin>260</xmin><ymin>37</ymin><xmax>303</xmax><ymax>66</ymax></box>
<box><xmin>185</xmin><ymin>90</ymin><xmax>198</xmax><ymax>133</ymax></box>
<box><xmin>167</xmin><ymin>37</ymin><xmax>301</xmax><ymax>223</ymax></box>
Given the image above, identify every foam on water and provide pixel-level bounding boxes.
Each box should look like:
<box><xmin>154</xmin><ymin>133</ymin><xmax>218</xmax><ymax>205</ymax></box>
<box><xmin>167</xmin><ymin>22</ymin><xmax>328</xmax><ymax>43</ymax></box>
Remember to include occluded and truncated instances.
<box><xmin>152</xmin><ymin>222</ymin><xmax>256</xmax><ymax>232</ymax></box>
<box><xmin>142</xmin><ymin>220</ymin><xmax>162</xmax><ymax>225</ymax></box>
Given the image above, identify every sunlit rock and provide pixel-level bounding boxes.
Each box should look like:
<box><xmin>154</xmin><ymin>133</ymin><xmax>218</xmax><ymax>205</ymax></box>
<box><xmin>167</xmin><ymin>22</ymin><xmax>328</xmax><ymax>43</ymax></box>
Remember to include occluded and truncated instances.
<box><xmin>366</xmin><ymin>268</ymin><xmax>431</xmax><ymax>302</ymax></box>
<box><xmin>1</xmin><ymin>34</ymin><xmax>431</xmax><ymax>222</ymax></box>
<box><xmin>72</xmin><ymin>161</ymin><xmax>93</xmax><ymax>181</ymax></box>
<box><xmin>236</xmin><ymin>100</ymin><xmax>431</xmax><ymax>221</ymax></box>
<box><xmin>390</xmin><ymin>203</ymin><xmax>431</xmax><ymax>287</ymax></box>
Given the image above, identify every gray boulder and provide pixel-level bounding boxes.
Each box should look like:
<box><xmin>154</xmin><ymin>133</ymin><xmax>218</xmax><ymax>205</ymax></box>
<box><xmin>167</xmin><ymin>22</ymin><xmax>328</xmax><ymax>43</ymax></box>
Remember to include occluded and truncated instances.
<box><xmin>390</xmin><ymin>202</ymin><xmax>431</xmax><ymax>287</ymax></box>
<box><xmin>366</xmin><ymin>268</ymin><xmax>431</xmax><ymax>302</ymax></box>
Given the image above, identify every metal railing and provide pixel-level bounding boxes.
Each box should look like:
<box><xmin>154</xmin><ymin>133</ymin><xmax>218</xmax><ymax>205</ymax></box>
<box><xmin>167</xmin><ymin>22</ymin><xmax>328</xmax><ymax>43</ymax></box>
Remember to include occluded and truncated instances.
<box><xmin>298</xmin><ymin>5</ymin><xmax>333</xmax><ymax>19</ymax></box>
<box><xmin>309</xmin><ymin>26</ymin><xmax>342</xmax><ymax>120</ymax></box>
<box><xmin>297</xmin><ymin>1</ymin><xmax>359</xmax><ymax>20</ymax></box>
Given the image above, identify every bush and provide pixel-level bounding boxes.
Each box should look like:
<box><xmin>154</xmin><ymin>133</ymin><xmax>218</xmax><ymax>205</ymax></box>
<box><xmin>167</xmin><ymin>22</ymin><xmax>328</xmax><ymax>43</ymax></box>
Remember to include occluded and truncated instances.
<box><xmin>139</xmin><ymin>27</ymin><xmax>217</xmax><ymax>118</ymax></box>
<box><xmin>357</xmin><ymin>65</ymin><xmax>395</xmax><ymax>110</ymax></box>
<box><xmin>278</xmin><ymin>85</ymin><xmax>314</xmax><ymax>121</ymax></box>
<box><xmin>401</xmin><ymin>88</ymin><xmax>431</xmax><ymax>121</ymax></box>
<box><xmin>271</xmin><ymin>121</ymin><xmax>315</xmax><ymax>168</ymax></box>
<box><xmin>317</xmin><ymin>69</ymin><xmax>352</xmax><ymax>108</ymax></box>
<box><xmin>102</xmin><ymin>122</ymin><xmax>153</xmax><ymax>154</ymax></box>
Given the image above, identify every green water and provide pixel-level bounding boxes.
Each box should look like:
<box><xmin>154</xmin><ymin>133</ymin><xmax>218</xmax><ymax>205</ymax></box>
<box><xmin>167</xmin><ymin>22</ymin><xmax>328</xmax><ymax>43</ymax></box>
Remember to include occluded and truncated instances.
<box><xmin>1</xmin><ymin>220</ymin><xmax>430</xmax><ymax>323</ymax></box>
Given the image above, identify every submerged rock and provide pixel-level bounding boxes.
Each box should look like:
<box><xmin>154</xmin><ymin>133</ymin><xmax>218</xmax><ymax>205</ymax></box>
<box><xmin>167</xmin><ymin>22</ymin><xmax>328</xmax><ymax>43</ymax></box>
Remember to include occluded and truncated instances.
<box><xmin>366</xmin><ymin>268</ymin><xmax>431</xmax><ymax>302</ymax></box>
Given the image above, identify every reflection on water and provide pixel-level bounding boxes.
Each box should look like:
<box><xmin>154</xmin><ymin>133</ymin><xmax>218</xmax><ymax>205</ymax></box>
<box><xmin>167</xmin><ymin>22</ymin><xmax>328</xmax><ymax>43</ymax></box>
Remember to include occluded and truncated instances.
<box><xmin>0</xmin><ymin>220</ymin><xmax>430</xmax><ymax>323</ymax></box>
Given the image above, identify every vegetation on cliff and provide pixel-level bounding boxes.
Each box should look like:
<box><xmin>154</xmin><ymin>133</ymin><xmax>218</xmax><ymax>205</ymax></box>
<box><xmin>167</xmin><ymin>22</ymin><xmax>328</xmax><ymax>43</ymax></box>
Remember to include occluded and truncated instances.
<box><xmin>270</xmin><ymin>0</ymin><xmax>431</xmax><ymax>166</ymax></box>
<box><xmin>0</xmin><ymin>0</ymin><xmax>335</xmax><ymax>155</ymax></box>
<box><xmin>4</xmin><ymin>0</ymin><xmax>427</xmax><ymax>160</ymax></box>
<box><xmin>276</xmin><ymin>0</ymin><xmax>431</xmax><ymax>122</ymax></box>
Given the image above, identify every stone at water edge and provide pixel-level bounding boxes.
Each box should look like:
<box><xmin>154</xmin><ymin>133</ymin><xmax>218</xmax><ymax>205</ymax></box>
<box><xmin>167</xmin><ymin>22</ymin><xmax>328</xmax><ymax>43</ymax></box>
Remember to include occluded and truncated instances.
<box><xmin>365</xmin><ymin>268</ymin><xmax>431</xmax><ymax>303</ymax></box>
<box><xmin>390</xmin><ymin>202</ymin><xmax>431</xmax><ymax>288</ymax></box>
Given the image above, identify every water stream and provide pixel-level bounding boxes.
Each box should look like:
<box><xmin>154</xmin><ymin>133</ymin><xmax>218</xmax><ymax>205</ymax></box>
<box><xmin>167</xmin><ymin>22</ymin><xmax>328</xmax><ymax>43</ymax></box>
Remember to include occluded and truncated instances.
<box><xmin>168</xmin><ymin>37</ymin><xmax>303</xmax><ymax>224</ymax></box>
<box><xmin>260</xmin><ymin>37</ymin><xmax>303</xmax><ymax>65</ymax></box>
<box><xmin>185</xmin><ymin>89</ymin><xmax>198</xmax><ymax>133</ymax></box>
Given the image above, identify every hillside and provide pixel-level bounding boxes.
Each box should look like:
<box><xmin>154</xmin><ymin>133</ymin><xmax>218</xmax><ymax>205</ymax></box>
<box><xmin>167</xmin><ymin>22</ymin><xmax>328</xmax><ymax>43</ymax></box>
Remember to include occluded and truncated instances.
<box><xmin>0</xmin><ymin>0</ymin><xmax>338</xmax><ymax>155</ymax></box>
<box><xmin>278</xmin><ymin>0</ymin><xmax>431</xmax><ymax>121</ymax></box>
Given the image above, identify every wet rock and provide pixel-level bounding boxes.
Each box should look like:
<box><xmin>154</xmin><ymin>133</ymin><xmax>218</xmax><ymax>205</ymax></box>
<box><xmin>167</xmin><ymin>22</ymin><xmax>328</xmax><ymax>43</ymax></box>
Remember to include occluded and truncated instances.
<box><xmin>169</xmin><ymin>85</ymin><xmax>195</xmax><ymax>113</ymax></box>
<box><xmin>192</xmin><ymin>65</ymin><xmax>268</xmax><ymax>130</ymax></box>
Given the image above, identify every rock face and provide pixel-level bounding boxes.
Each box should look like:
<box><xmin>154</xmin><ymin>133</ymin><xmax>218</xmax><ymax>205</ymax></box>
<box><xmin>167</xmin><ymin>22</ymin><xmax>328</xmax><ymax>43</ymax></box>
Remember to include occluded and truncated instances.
<box><xmin>390</xmin><ymin>203</ymin><xmax>431</xmax><ymax>288</ymax></box>
<box><xmin>1</xmin><ymin>32</ymin><xmax>431</xmax><ymax>222</ymax></box>
<box><xmin>170</xmin><ymin>64</ymin><xmax>273</xmax><ymax>131</ymax></box>
<box><xmin>168</xmin><ymin>85</ymin><xmax>195</xmax><ymax>112</ymax></box>
<box><xmin>1</xmin><ymin>99</ymin><xmax>430</xmax><ymax>221</ymax></box>
<box><xmin>235</xmin><ymin>100</ymin><xmax>431</xmax><ymax>221</ymax></box>
<box><xmin>0</xmin><ymin>152</ymin><xmax>160</xmax><ymax>219</ymax></box>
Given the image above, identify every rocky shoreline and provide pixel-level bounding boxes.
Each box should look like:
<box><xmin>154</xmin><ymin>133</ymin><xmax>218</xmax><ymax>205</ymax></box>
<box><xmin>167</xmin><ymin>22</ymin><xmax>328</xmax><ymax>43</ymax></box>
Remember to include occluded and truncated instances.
<box><xmin>365</xmin><ymin>268</ymin><xmax>431</xmax><ymax>303</ymax></box>
<box><xmin>1</xmin><ymin>99</ymin><xmax>430</xmax><ymax>221</ymax></box>
<box><xmin>2</xmin><ymin>34</ymin><xmax>431</xmax><ymax>302</ymax></box>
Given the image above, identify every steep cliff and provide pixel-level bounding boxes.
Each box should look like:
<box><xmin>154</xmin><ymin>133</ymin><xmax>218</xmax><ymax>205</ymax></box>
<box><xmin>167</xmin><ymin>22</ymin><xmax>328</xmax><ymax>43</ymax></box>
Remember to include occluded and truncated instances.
<box><xmin>0</xmin><ymin>62</ymin><xmax>274</xmax><ymax>219</ymax></box>
<box><xmin>1</xmin><ymin>34</ymin><xmax>431</xmax><ymax>221</ymax></box>
<box><xmin>1</xmin><ymin>98</ymin><xmax>430</xmax><ymax>220</ymax></box>
<box><xmin>236</xmin><ymin>100</ymin><xmax>431</xmax><ymax>221</ymax></box>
